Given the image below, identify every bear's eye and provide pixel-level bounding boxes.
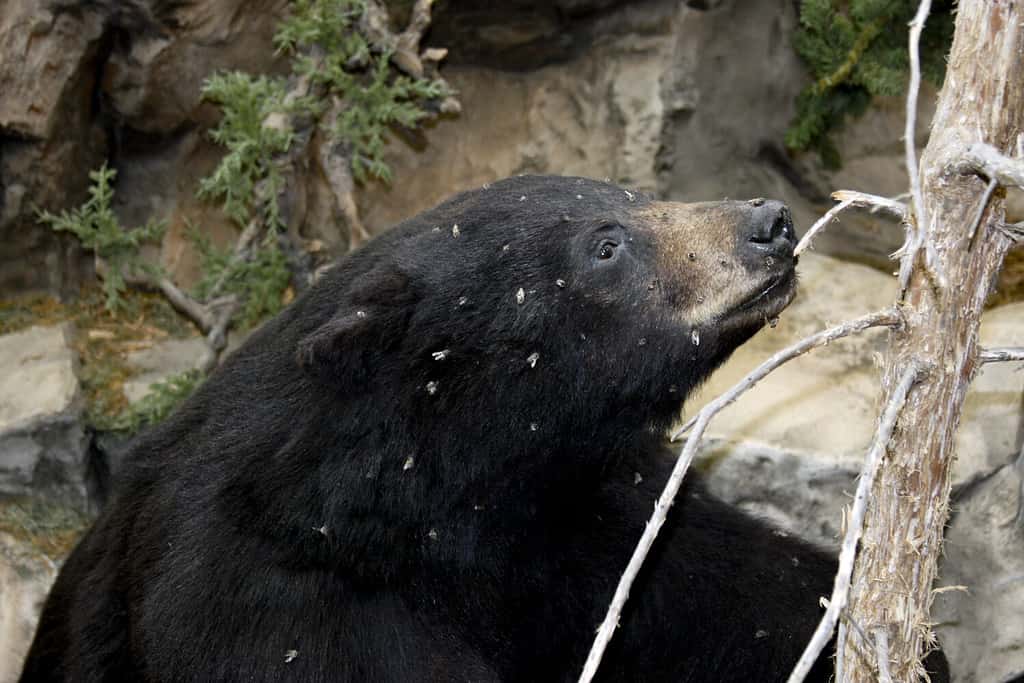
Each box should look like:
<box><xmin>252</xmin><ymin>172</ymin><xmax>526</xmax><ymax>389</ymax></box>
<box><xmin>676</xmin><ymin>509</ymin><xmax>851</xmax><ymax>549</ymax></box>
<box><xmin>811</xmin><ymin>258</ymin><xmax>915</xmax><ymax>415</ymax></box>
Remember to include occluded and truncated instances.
<box><xmin>597</xmin><ymin>241</ymin><xmax>618</xmax><ymax>260</ymax></box>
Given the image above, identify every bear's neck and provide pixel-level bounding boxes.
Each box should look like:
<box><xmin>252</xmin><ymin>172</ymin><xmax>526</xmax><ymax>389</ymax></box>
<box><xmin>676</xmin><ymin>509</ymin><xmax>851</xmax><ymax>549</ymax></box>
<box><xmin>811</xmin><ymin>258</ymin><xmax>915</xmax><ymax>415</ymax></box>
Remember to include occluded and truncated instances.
<box><xmin>222</xmin><ymin>382</ymin><xmax>673</xmax><ymax>583</ymax></box>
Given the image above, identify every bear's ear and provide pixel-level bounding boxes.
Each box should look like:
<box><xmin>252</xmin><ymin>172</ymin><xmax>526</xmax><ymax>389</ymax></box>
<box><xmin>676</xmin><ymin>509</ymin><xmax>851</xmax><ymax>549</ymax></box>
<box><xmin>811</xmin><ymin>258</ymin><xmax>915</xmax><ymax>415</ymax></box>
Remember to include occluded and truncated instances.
<box><xmin>297</xmin><ymin>267</ymin><xmax>417</xmax><ymax>387</ymax></box>
<box><xmin>297</xmin><ymin>308</ymin><xmax>378</xmax><ymax>386</ymax></box>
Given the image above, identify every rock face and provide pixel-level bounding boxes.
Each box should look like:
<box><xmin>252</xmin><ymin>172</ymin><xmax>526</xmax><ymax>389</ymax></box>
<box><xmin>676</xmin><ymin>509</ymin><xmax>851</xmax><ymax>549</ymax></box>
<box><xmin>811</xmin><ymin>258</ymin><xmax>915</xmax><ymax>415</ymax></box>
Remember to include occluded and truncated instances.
<box><xmin>358</xmin><ymin>0</ymin><xmax>809</xmax><ymax>236</ymax></box>
<box><xmin>934</xmin><ymin>466</ymin><xmax>1024</xmax><ymax>683</ymax></box>
<box><xmin>0</xmin><ymin>533</ymin><xmax>58</xmax><ymax>683</ymax></box>
<box><xmin>0</xmin><ymin>0</ymin><xmax>287</xmax><ymax>294</ymax></box>
<box><xmin>1</xmin><ymin>0</ymin><xmax>942</xmax><ymax>295</ymax></box>
<box><xmin>0</xmin><ymin>326</ymin><xmax>89</xmax><ymax>504</ymax></box>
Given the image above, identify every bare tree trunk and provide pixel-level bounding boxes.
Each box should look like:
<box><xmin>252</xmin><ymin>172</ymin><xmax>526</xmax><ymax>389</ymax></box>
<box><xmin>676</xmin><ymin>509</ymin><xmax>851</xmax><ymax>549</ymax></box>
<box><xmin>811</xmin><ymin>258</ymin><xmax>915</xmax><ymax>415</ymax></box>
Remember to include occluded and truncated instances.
<box><xmin>839</xmin><ymin>2</ymin><xmax>1024</xmax><ymax>680</ymax></box>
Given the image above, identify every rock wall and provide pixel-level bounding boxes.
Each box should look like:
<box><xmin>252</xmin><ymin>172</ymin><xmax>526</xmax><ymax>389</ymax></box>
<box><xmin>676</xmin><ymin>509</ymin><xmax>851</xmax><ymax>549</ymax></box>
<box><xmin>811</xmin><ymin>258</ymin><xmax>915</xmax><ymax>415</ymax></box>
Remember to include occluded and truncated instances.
<box><xmin>1</xmin><ymin>0</ymin><xmax>952</xmax><ymax>295</ymax></box>
<box><xmin>0</xmin><ymin>0</ymin><xmax>288</xmax><ymax>295</ymax></box>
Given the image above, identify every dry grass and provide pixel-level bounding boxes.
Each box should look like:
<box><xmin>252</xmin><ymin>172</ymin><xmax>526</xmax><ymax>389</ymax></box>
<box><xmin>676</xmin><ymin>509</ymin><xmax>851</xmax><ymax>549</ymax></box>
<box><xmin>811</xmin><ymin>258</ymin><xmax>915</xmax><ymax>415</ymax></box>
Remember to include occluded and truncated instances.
<box><xmin>0</xmin><ymin>496</ymin><xmax>91</xmax><ymax>560</ymax></box>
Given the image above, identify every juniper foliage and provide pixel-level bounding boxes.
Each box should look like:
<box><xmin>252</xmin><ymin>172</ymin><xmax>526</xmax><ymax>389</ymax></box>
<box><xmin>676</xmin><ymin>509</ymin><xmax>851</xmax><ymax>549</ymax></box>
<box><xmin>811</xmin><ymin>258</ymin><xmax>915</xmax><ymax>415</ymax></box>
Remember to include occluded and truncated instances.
<box><xmin>37</xmin><ymin>164</ymin><xmax>165</xmax><ymax>312</ymax></box>
<box><xmin>189</xmin><ymin>225</ymin><xmax>292</xmax><ymax>328</ymax></box>
<box><xmin>274</xmin><ymin>0</ymin><xmax>450</xmax><ymax>183</ymax></box>
<box><xmin>193</xmin><ymin>0</ymin><xmax>449</xmax><ymax>328</ymax></box>
<box><xmin>787</xmin><ymin>0</ymin><xmax>954</xmax><ymax>167</ymax></box>
<box><xmin>198</xmin><ymin>73</ymin><xmax>293</xmax><ymax>229</ymax></box>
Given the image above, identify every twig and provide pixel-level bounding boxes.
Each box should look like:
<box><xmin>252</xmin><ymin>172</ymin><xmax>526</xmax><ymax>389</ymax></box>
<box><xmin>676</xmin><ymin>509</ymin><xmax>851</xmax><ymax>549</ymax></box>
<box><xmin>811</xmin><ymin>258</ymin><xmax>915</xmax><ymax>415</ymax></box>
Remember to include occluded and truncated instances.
<box><xmin>836</xmin><ymin>608</ymin><xmax>874</xmax><ymax>681</ymax></box>
<box><xmin>996</xmin><ymin>221</ymin><xmax>1024</xmax><ymax>242</ymax></box>
<box><xmin>787</xmin><ymin>363</ymin><xmax>922</xmax><ymax>683</ymax></box>
<box><xmin>580</xmin><ymin>310</ymin><xmax>902</xmax><ymax>683</ymax></box>
<box><xmin>795</xmin><ymin>190</ymin><xmax>909</xmax><ymax>259</ymax></box>
<box><xmin>794</xmin><ymin>197</ymin><xmax>855</xmax><ymax>256</ymax></box>
<box><xmin>157</xmin><ymin>277</ymin><xmax>214</xmax><ymax>333</ymax></box>
<box><xmin>831</xmin><ymin>190</ymin><xmax>908</xmax><ymax>218</ymax></box>
<box><xmin>905</xmin><ymin>0</ymin><xmax>931</xmax><ymax>236</ymax></box>
<box><xmin>199</xmin><ymin>296</ymin><xmax>239</xmax><ymax>374</ymax></box>
<box><xmin>836</xmin><ymin>622</ymin><xmax>848</xmax><ymax>683</ymax></box>
<box><xmin>898</xmin><ymin>0</ymin><xmax>932</xmax><ymax>294</ymax></box>
<box><xmin>873</xmin><ymin>627</ymin><xmax>894</xmax><ymax>683</ymax></box>
<box><xmin>978</xmin><ymin>347</ymin><xmax>1024</xmax><ymax>364</ymax></box>
<box><xmin>579</xmin><ymin>404</ymin><xmax>712</xmax><ymax>683</ymax></box>
<box><xmin>670</xmin><ymin>309</ymin><xmax>902</xmax><ymax>442</ymax></box>
<box><xmin>957</xmin><ymin>142</ymin><xmax>1024</xmax><ymax>188</ymax></box>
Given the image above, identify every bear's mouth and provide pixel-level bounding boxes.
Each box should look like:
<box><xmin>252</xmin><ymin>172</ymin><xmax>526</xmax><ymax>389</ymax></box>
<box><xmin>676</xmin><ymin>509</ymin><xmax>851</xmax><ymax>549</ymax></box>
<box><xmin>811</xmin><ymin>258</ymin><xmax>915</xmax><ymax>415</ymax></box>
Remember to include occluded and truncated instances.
<box><xmin>733</xmin><ymin>266</ymin><xmax>802</xmax><ymax>325</ymax></box>
<box><xmin>735</xmin><ymin>268</ymin><xmax>798</xmax><ymax>318</ymax></box>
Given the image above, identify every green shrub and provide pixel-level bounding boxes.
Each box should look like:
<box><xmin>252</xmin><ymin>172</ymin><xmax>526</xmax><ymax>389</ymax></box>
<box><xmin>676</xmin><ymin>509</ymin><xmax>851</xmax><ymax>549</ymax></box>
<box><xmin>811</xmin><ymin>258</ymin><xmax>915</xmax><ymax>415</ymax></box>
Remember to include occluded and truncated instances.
<box><xmin>198</xmin><ymin>73</ymin><xmax>292</xmax><ymax>228</ymax></box>
<box><xmin>188</xmin><ymin>226</ymin><xmax>292</xmax><ymax>328</ymax></box>
<box><xmin>37</xmin><ymin>164</ymin><xmax>165</xmax><ymax>311</ymax></box>
<box><xmin>787</xmin><ymin>0</ymin><xmax>954</xmax><ymax>167</ymax></box>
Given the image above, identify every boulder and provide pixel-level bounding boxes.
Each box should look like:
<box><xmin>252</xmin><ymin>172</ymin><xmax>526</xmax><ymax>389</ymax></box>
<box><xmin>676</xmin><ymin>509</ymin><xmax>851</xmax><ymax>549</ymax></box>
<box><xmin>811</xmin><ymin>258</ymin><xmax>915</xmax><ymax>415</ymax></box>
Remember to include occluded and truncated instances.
<box><xmin>0</xmin><ymin>532</ymin><xmax>58</xmax><ymax>683</ymax></box>
<box><xmin>0</xmin><ymin>326</ymin><xmax>89</xmax><ymax>503</ymax></box>
<box><xmin>121</xmin><ymin>337</ymin><xmax>207</xmax><ymax>404</ymax></box>
<box><xmin>934</xmin><ymin>465</ymin><xmax>1024</xmax><ymax>683</ymax></box>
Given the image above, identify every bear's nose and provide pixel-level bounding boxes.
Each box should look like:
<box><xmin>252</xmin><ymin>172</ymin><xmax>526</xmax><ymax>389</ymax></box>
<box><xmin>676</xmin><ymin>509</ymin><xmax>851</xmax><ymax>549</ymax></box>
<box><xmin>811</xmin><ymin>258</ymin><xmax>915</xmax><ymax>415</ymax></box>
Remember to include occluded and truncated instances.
<box><xmin>744</xmin><ymin>200</ymin><xmax>796</xmax><ymax>254</ymax></box>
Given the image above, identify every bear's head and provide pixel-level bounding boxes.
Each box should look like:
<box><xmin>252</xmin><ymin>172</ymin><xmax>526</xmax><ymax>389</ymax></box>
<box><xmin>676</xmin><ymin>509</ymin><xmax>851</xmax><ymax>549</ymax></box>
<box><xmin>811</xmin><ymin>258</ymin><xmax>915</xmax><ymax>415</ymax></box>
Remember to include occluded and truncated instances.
<box><xmin>226</xmin><ymin>175</ymin><xmax>797</xmax><ymax>573</ymax></box>
<box><xmin>299</xmin><ymin>175</ymin><xmax>796</xmax><ymax>430</ymax></box>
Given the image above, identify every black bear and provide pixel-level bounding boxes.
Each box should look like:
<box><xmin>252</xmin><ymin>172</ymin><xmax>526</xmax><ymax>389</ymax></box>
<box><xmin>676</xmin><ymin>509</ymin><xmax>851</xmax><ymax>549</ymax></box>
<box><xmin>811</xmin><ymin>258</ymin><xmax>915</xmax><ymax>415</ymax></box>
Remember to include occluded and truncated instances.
<box><xmin>22</xmin><ymin>175</ymin><xmax>946</xmax><ymax>682</ymax></box>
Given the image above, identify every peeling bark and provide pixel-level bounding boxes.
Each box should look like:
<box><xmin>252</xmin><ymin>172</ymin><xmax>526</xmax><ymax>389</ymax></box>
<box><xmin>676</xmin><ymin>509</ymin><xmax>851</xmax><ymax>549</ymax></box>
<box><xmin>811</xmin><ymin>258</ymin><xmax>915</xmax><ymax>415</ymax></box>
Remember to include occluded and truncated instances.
<box><xmin>838</xmin><ymin>2</ymin><xmax>1024</xmax><ymax>680</ymax></box>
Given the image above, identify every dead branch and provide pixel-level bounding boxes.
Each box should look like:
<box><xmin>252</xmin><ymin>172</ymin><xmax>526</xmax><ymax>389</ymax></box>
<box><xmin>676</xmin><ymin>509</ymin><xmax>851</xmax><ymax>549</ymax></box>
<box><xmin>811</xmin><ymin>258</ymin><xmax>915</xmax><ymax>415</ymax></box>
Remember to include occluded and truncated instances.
<box><xmin>956</xmin><ymin>141</ymin><xmax>1024</xmax><ymax>188</ymax></box>
<box><xmin>978</xmin><ymin>348</ymin><xmax>1024</xmax><ymax>364</ymax></box>
<box><xmin>794</xmin><ymin>191</ymin><xmax>908</xmax><ymax>257</ymax></box>
<box><xmin>873</xmin><ymin>627</ymin><xmax>894</xmax><ymax>683</ymax></box>
<box><xmin>580</xmin><ymin>310</ymin><xmax>902</xmax><ymax>683</ymax></box>
<box><xmin>787</xmin><ymin>363</ymin><xmax>922</xmax><ymax>683</ymax></box>
<box><xmin>150</xmin><ymin>215</ymin><xmax>263</xmax><ymax>371</ymax></box>
<box><xmin>157</xmin><ymin>277</ymin><xmax>215</xmax><ymax>332</ymax></box>
<box><xmin>905</xmin><ymin>0</ymin><xmax>931</xmax><ymax>230</ymax></box>
<box><xmin>831</xmin><ymin>190</ymin><xmax>908</xmax><ymax>218</ymax></box>
<box><xmin>895</xmin><ymin>1</ymin><xmax>954</xmax><ymax>296</ymax></box>
<box><xmin>794</xmin><ymin>197</ymin><xmax>855</xmax><ymax>256</ymax></box>
<box><xmin>199</xmin><ymin>296</ymin><xmax>239</xmax><ymax>373</ymax></box>
<box><xmin>317</xmin><ymin>98</ymin><xmax>371</xmax><ymax>251</ymax></box>
<box><xmin>670</xmin><ymin>309</ymin><xmax>901</xmax><ymax>441</ymax></box>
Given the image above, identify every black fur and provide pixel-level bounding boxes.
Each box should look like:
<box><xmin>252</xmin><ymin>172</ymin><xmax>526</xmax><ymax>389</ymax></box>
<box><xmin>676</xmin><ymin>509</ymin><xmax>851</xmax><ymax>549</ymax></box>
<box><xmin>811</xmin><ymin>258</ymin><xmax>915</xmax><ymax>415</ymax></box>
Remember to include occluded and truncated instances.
<box><xmin>22</xmin><ymin>176</ymin><xmax>946</xmax><ymax>682</ymax></box>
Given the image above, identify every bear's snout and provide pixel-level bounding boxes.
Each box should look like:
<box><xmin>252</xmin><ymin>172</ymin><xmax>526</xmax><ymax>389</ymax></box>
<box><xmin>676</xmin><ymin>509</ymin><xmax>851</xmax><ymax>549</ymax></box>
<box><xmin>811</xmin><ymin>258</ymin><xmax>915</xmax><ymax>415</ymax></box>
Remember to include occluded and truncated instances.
<box><xmin>742</xmin><ymin>199</ymin><xmax>796</xmax><ymax>258</ymax></box>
